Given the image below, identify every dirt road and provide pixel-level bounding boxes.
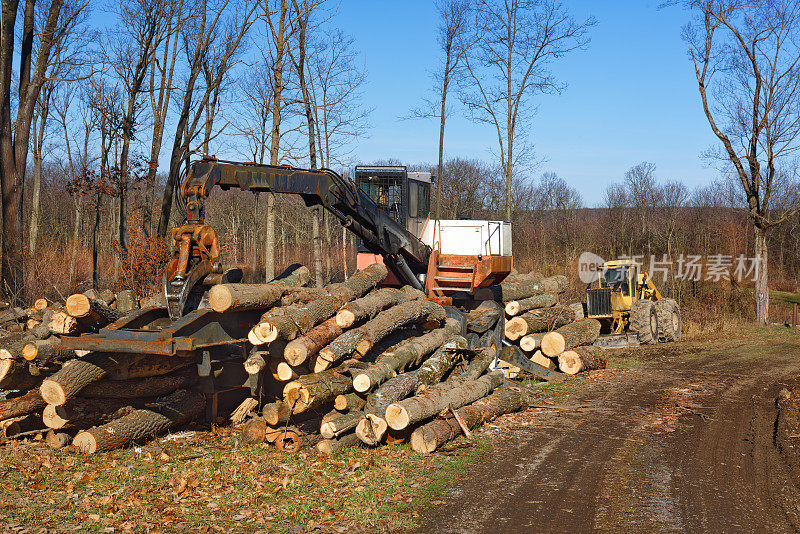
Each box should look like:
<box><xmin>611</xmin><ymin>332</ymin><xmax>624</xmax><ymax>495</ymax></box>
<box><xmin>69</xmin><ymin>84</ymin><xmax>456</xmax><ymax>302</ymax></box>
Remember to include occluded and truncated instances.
<box><xmin>416</xmin><ymin>329</ymin><xmax>800</xmax><ymax>533</ymax></box>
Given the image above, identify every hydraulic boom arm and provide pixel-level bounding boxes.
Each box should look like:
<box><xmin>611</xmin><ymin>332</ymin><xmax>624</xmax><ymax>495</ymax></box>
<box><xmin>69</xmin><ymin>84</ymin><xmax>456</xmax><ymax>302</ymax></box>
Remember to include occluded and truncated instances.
<box><xmin>183</xmin><ymin>158</ymin><xmax>431</xmax><ymax>289</ymax></box>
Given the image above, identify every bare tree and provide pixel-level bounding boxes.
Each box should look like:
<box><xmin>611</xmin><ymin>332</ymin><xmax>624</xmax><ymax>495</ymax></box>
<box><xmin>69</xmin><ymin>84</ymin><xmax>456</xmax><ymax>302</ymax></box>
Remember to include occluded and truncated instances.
<box><xmin>409</xmin><ymin>0</ymin><xmax>470</xmax><ymax>220</ymax></box>
<box><xmin>145</xmin><ymin>0</ymin><xmax>188</xmax><ymax>235</ymax></box>
<box><xmin>156</xmin><ymin>0</ymin><xmax>257</xmax><ymax>238</ymax></box>
<box><xmin>458</xmin><ymin>0</ymin><xmax>594</xmax><ymax>222</ymax></box>
<box><xmin>0</xmin><ymin>0</ymin><xmax>89</xmax><ymax>298</ymax></box>
<box><xmin>677</xmin><ymin>0</ymin><xmax>800</xmax><ymax>323</ymax></box>
<box><xmin>105</xmin><ymin>0</ymin><xmax>171</xmax><ymax>250</ymax></box>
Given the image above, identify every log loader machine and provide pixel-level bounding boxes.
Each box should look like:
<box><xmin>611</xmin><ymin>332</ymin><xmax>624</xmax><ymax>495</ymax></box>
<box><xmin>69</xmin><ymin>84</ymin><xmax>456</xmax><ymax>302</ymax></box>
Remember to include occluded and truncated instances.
<box><xmin>586</xmin><ymin>259</ymin><xmax>681</xmax><ymax>347</ymax></box>
<box><xmin>59</xmin><ymin>157</ymin><xmax>542</xmax><ymax>419</ymax></box>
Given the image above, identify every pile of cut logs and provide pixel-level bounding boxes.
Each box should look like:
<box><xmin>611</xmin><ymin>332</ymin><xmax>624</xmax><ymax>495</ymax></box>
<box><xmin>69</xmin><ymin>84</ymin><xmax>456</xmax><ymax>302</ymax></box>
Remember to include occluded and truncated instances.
<box><xmin>494</xmin><ymin>274</ymin><xmax>607</xmax><ymax>376</ymax></box>
<box><xmin>0</xmin><ymin>287</ymin><xmax>204</xmax><ymax>451</ymax></box>
<box><xmin>0</xmin><ymin>264</ymin><xmax>604</xmax><ymax>456</ymax></box>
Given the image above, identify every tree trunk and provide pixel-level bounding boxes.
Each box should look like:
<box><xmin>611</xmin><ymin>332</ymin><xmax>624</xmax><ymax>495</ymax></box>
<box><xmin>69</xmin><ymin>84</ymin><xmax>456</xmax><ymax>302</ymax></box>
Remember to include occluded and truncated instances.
<box><xmin>22</xmin><ymin>338</ymin><xmax>74</xmax><ymax>364</ymax></box>
<box><xmin>312</xmin><ymin>207</ymin><xmax>323</xmax><ymax>287</ymax></box>
<box><xmin>257</xmin><ymin>263</ymin><xmax>388</xmax><ymax>344</ymax></box>
<box><xmin>356</xmin><ymin>336</ymin><xmax>466</xmax><ymax>445</ymax></box>
<box><xmin>385</xmin><ymin>371</ymin><xmax>503</xmax><ymax>431</ymax></box>
<box><xmin>261</xmin><ymin>400</ymin><xmax>291</xmax><ymax>426</ymax></box>
<box><xmin>504</xmin><ymin>304</ymin><xmax>575</xmax><ymax>341</ymax></box>
<box><xmin>40</xmin><ymin>353</ymin><xmax>190</xmax><ymax>405</ymax></box>
<box><xmin>284</xmin><ymin>316</ymin><xmax>343</xmax><ymax>366</ymax></box>
<box><xmin>519</xmin><ymin>332</ymin><xmax>545</xmax><ymax>353</ymax></box>
<box><xmin>352</xmin><ymin>319</ymin><xmax>460</xmax><ymax>393</ymax></box>
<box><xmin>410</xmin><ymin>387</ymin><xmax>526</xmax><ymax>454</ymax></box>
<box><xmin>209</xmin><ymin>284</ymin><xmax>284</xmax><ymax>313</ymax></box>
<box><xmin>755</xmin><ymin>225</ymin><xmax>769</xmax><ymax>324</ymax></box>
<box><xmin>65</xmin><ymin>294</ymin><xmax>124</xmax><ymax>330</ymax></box>
<box><xmin>320</xmin><ymin>300</ymin><xmax>446</xmax><ymax>368</ymax></box>
<box><xmin>334</xmin><ymin>392</ymin><xmax>365</xmax><ymax>412</ymax></box>
<box><xmin>0</xmin><ymin>389</ymin><xmax>45</xmax><ymax>420</ymax></box>
<box><xmin>0</xmin><ymin>357</ymin><xmax>40</xmax><ymax>390</ymax></box>
<box><xmin>72</xmin><ymin>389</ymin><xmax>204</xmax><ymax>453</ymax></box>
<box><xmin>505</xmin><ymin>293</ymin><xmax>558</xmax><ymax>316</ymax></box>
<box><xmin>540</xmin><ymin>318</ymin><xmax>601</xmax><ymax>357</ymax></box>
<box><xmin>78</xmin><ymin>366</ymin><xmax>197</xmax><ymax>399</ymax></box>
<box><xmin>475</xmin><ymin>274</ymin><xmax>566</xmax><ymax>302</ymax></box>
<box><xmin>283</xmin><ymin>368</ymin><xmax>352</xmax><ymax>413</ymax></box>
<box><xmin>557</xmin><ymin>345</ymin><xmax>607</xmax><ymax>375</ymax></box>
<box><xmin>336</xmin><ymin>287</ymin><xmax>424</xmax><ymax>328</ymax></box>
<box><xmin>320</xmin><ymin>410</ymin><xmax>362</xmax><ymax>439</ymax></box>
<box><xmin>316</xmin><ymin>432</ymin><xmax>358</xmax><ymax>456</ymax></box>
<box><xmin>42</xmin><ymin>397</ymin><xmax>136</xmax><ymax>430</ymax></box>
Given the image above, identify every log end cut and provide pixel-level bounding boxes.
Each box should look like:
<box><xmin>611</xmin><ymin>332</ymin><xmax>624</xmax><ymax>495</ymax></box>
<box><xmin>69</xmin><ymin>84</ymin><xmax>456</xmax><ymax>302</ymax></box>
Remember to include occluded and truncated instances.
<box><xmin>540</xmin><ymin>332</ymin><xmax>566</xmax><ymax>357</ymax></box>
<box><xmin>65</xmin><ymin>294</ymin><xmax>91</xmax><ymax>318</ymax></box>
<box><xmin>40</xmin><ymin>378</ymin><xmax>67</xmax><ymax>406</ymax></box>
<box><xmin>384</xmin><ymin>404</ymin><xmax>410</xmax><ymax>431</ymax></box>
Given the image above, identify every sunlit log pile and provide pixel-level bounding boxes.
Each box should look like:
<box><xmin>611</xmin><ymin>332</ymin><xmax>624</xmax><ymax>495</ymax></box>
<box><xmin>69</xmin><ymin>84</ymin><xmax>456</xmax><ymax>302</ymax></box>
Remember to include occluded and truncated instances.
<box><xmin>0</xmin><ymin>264</ymin><xmax>603</xmax><ymax>456</ymax></box>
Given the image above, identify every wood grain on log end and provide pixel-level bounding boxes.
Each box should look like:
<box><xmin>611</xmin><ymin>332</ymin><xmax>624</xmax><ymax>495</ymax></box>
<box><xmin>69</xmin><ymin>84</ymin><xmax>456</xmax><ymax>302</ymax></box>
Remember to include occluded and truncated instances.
<box><xmin>540</xmin><ymin>332</ymin><xmax>566</xmax><ymax>357</ymax></box>
<box><xmin>243</xmin><ymin>353</ymin><xmax>267</xmax><ymax>375</ymax></box>
<box><xmin>39</xmin><ymin>379</ymin><xmax>68</xmax><ymax>406</ymax></box>
<box><xmin>65</xmin><ymin>294</ymin><xmax>91</xmax><ymax>317</ymax></box>
<box><xmin>504</xmin><ymin>317</ymin><xmax>527</xmax><ymax>341</ymax></box>
<box><xmin>384</xmin><ymin>404</ymin><xmax>410</xmax><ymax>431</ymax></box>
<box><xmin>352</xmin><ymin>374</ymin><xmax>371</xmax><ymax>393</ymax></box>
<box><xmin>45</xmin><ymin>430</ymin><xmax>71</xmax><ymax>449</ymax></box>
<box><xmin>557</xmin><ymin>351</ymin><xmax>582</xmax><ymax>375</ymax></box>
<box><xmin>335</xmin><ymin>309</ymin><xmax>356</xmax><ymax>328</ymax></box>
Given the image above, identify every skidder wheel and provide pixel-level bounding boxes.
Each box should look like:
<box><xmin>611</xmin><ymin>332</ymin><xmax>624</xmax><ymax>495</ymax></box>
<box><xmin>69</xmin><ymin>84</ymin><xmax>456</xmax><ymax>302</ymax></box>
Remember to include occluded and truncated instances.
<box><xmin>631</xmin><ymin>299</ymin><xmax>659</xmax><ymax>345</ymax></box>
<box><xmin>655</xmin><ymin>298</ymin><xmax>681</xmax><ymax>342</ymax></box>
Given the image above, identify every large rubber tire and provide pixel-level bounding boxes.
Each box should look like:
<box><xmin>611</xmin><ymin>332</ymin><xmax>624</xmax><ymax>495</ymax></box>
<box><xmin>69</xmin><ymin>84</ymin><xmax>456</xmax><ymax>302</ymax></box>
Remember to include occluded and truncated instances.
<box><xmin>631</xmin><ymin>299</ymin><xmax>659</xmax><ymax>345</ymax></box>
<box><xmin>655</xmin><ymin>298</ymin><xmax>681</xmax><ymax>342</ymax></box>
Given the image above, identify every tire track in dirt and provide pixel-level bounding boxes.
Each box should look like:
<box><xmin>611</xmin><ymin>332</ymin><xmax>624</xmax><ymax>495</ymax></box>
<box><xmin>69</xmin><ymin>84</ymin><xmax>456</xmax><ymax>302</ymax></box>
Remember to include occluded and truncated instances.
<box><xmin>415</xmin><ymin>339</ymin><xmax>800</xmax><ymax>534</ymax></box>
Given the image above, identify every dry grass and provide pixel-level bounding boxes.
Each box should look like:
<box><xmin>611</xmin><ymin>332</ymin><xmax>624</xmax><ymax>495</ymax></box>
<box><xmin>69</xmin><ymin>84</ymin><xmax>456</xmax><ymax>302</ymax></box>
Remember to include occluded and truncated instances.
<box><xmin>0</xmin><ymin>426</ymin><xmax>488</xmax><ymax>533</ymax></box>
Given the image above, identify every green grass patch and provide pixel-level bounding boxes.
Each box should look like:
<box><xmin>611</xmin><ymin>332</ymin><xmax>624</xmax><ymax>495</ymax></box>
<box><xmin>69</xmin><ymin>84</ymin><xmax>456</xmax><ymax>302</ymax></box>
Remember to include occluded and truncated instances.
<box><xmin>772</xmin><ymin>290</ymin><xmax>800</xmax><ymax>306</ymax></box>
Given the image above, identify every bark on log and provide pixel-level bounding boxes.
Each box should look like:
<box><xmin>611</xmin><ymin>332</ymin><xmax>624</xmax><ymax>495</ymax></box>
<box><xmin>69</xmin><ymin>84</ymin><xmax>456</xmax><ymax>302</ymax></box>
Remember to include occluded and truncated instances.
<box><xmin>275</xmin><ymin>425</ymin><xmax>321</xmax><ymax>453</ymax></box>
<box><xmin>466</xmin><ymin>300</ymin><xmax>503</xmax><ymax>334</ymax></box>
<box><xmin>72</xmin><ymin>389</ymin><xmax>204</xmax><ymax>453</ymax></box>
<box><xmin>0</xmin><ymin>389</ymin><xmax>46</xmax><ymax>420</ymax></box>
<box><xmin>557</xmin><ymin>346</ymin><xmax>607</xmax><ymax>375</ymax></box>
<box><xmin>504</xmin><ymin>304</ymin><xmax>575</xmax><ymax>341</ymax></box>
<box><xmin>335</xmin><ymin>286</ymin><xmax>424</xmax><ymax>328</ymax></box>
<box><xmin>209</xmin><ymin>284</ymin><xmax>285</xmax><ymax>313</ymax></box>
<box><xmin>0</xmin><ymin>356</ymin><xmax>41</xmax><ymax>390</ymax></box>
<box><xmin>519</xmin><ymin>333</ymin><xmax>545</xmax><ymax>353</ymax></box>
<box><xmin>1</xmin><ymin>414</ymin><xmax>45</xmax><ymax>439</ymax></box>
<box><xmin>256</xmin><ymin>264</ymin><xmax>388</xmax><ymax>343</ymax></box>
<box><xmin>316</xmin><ymin>433</ymin><xmax>359</xmax><ymax>456</ymax></box>
<box><xmin>504</xmin><ymin>293</ymin><xmax>558</xmax><ymax>316</ymax></box>
<box><xmin>320</xmin><ymin>410</ymin><xmax>363</xmax><ymax>439</ymax></box>
<box><xmin>23</xmin><ymin>338</ymin><xmax>74</xmax><ymax>364</ymax></box>
<box><xmin>356</xmin><ymin>337</ymin><xmax>466</xmax><ymax>445</ymax></box>
<box><xmin>276</xmin><ymin>361</ymin><xmax>307</xmax><ymax>382</ymax></box>
<box><xmin>541</xmin><ymin>318</ymin><xmax>601</xmax><ymax>357</ymax></box>
<box><xmin>334</xmin><ymin>393</ymin><xmax>365</xmax><ymax>412</ymax></box>
<box><xmin>410</xmin><ymin>387</ymin><xmax>527</xmax><ymax>454</ymax></box>
<box><xmin>318</xmin><ymin>300</ymin><xmax>446</xmax><ymax>369</ymax></box>
<box><xmin>244</xmin><ymin>352</ymin><xmax>268</xmax><ymax>375</ymax></box>
<box><xmin>475</xmin><ymin>274</ymin><xmax>567</xmax><ymax>302</ymax></box>
<box><xmin>262</xmin><ymin>401</ymin><xmax>291</xmax><ymax>426</ymax></box>
<box><xmin>284</xmin><ymin>317</ymin><xmax>343</xmax><ymax>366</ymax></box>
<box><xmin>66</xmin><ymin>294</ymin><xmax>124</xmax><ymax>330</ymax></box>
<box><xmin>350</xmin><ymin>322</ymin><xmax>455</xmax><ymax>393</ymax></box>
<box><xmin>48</xmin><ymin>312</ymin><xmax>79</xmax><ymax>335</ymax></box>
<box><xmin>43</xmin><ymin>398</ymin><xmax>137</xmax><ymax>430</ymax></box>
<box><xmin>283</xmin><ymin>367</ymin><xmax>353</xmax><ymax>413</ymax></box>
<box><xmin>386</xmin><ymin>371</ymin><xmax>504</xmax><ymax>430</ymax></box>
<box><xmin>241</xmin><ymin>417</ymin><xmax>274</xmax><ymax>444</ymax></box>
<box><xmin>78</xmin><ymin>367</ymin><xmax>198</xmax><ymax>399</ymax></box>
<box><xmin>271</xmin><ymin>264</ymin><xmax>312</xmax><ymax>287</ymax></box>
<box><xmin>41</xmin><ymin>353</ymin><xmax>190</xmax><ymax>405</ymax></box>
<box><xmin>45</xmin><ymin>430</ymin><xmax>71</xmax><ymax>449</ymax></box>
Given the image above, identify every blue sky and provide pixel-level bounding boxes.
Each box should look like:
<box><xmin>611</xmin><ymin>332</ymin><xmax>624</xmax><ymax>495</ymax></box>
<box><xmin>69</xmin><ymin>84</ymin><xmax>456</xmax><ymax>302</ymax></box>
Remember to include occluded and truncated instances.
<box><xmin>333</xmin><ymin>0</ymin><xmax>719</xmax><ymax>206</ymax></box>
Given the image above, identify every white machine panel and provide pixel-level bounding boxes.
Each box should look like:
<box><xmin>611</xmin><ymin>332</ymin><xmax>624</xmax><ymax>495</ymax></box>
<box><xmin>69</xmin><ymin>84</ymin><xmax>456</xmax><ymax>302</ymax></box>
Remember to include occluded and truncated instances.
<box><xmin>421</xmin><ymin>220</ymin><xmax>512</xmax><ymax>256</ymax></box>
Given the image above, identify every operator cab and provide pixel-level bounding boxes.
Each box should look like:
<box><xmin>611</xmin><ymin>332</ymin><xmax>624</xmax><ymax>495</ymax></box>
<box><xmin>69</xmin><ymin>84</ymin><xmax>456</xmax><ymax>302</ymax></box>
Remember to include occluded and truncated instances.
<box><xmin>354</xmin><ymin>166</ymin><xmax>431</xmax><ymax>239</ymax></box>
